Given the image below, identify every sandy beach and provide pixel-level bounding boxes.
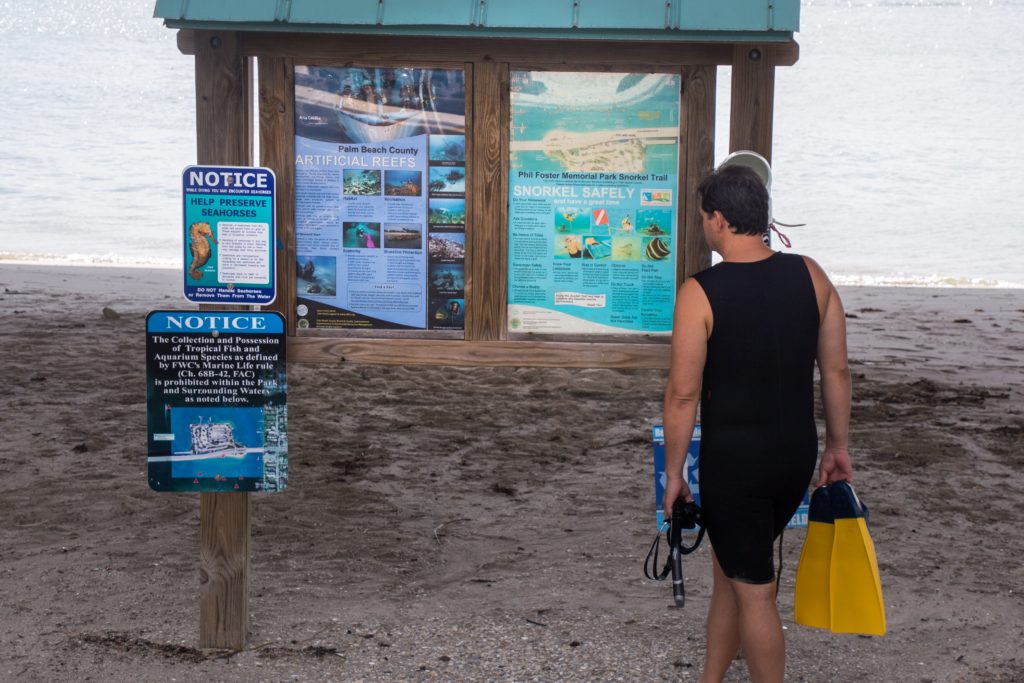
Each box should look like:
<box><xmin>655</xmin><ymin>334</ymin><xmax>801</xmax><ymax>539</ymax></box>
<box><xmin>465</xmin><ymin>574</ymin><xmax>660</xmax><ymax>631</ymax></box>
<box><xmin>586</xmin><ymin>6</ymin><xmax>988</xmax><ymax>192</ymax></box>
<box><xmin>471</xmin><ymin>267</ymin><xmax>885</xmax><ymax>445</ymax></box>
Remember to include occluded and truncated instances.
<box><xmin>0</xmin><ymin>262</ymin><xmax>1021</xmax><ymax>682</ymax></box>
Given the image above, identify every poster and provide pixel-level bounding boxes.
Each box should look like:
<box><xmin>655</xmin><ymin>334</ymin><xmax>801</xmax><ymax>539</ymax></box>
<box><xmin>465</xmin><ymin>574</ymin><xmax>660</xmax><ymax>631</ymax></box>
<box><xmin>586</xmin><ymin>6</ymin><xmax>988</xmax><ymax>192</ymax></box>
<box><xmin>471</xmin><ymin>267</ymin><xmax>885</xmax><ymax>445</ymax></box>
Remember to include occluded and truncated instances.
<box><xmin>293</xmin><ymin>66</ymin><xmax>466</xmax><ymax>330</ymax></box>
<box><xmin>508</xmin><ymin>72</ymin><xmax>681</xmax><ymax>335</ymax></box>
<box><xmin>147</xmin><ymin>311</ymin><xmax>287</xmax><ymax>492</ymax></box>
<box><xmin>182</xmin><ymin>166</ymin><xmax>276</xmax><ymax>305</ymax></box>
<box><xmin>652</xmin><ymin>425</ymin><xmax>808</xmax><ymax>531</ymax></box>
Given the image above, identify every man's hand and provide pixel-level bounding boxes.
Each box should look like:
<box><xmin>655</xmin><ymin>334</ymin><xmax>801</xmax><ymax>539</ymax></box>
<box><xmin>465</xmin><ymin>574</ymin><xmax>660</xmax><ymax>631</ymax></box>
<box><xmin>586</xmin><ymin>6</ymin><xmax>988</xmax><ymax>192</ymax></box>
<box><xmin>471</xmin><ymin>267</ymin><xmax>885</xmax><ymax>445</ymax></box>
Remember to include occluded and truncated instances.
<box><xmin>817</xmin><ymin>446</ymin><xmax>853</xmax><ymax>486</ymax></box>
<box><xmin>662</xmin><ymin>475</ymin><xmax>694</xmax><ymax>522</ymax></box>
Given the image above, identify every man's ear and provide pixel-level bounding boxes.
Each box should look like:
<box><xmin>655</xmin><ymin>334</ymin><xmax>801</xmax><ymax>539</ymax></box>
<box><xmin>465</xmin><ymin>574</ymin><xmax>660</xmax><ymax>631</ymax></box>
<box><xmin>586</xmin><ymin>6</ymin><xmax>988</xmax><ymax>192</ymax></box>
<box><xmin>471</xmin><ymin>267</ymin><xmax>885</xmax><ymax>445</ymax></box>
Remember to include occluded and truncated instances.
<box><xmin>711</xmin><ymin>210</ymin><xmax>728</xmax><ymax>232</ymax></box>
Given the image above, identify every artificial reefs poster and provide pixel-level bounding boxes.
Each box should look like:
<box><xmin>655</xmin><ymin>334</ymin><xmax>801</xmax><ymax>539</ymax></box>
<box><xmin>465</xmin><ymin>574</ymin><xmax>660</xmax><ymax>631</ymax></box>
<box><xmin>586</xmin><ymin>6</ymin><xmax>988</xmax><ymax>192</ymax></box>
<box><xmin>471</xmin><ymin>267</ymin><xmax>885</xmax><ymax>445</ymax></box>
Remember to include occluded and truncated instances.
<box><xmin>508</xmin><ymin>72</ymin><xmax>681</xmax><ymax>335</ymax></box>
<box><xmin>293</xmin><ymin>66</ymin><xmax>466</xmax><ymax>331</ymax></box>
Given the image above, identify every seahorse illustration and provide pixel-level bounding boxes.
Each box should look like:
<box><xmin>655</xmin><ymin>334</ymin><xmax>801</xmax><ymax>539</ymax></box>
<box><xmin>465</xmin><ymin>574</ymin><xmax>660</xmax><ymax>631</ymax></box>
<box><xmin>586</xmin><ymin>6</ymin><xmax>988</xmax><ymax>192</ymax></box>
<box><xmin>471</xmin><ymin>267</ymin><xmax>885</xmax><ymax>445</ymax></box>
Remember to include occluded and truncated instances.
<box><xmin>188</xmin><ymin>222</ymin><xmax>217</xmax><ymax>281</ymax></box>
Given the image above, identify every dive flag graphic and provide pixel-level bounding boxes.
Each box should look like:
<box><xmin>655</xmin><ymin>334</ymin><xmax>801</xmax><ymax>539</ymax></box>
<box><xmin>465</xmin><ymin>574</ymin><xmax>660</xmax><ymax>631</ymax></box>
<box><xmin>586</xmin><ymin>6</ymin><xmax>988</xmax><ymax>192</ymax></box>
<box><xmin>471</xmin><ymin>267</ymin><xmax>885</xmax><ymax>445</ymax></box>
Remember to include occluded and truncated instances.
<box><xmin>592</xmin><ymin>208</ymin><xmax>609</xmax><ymax>226</ymax></box>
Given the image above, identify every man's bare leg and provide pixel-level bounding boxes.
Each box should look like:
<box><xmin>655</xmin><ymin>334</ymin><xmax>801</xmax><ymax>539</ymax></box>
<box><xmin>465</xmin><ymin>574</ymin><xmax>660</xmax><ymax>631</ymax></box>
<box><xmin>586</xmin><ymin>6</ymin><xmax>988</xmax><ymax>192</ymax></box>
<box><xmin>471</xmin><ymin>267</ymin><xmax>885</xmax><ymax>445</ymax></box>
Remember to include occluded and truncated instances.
<box><xmin>732</xmin><ymin>579</ymin><xmax>785</xmax><ymax>683</ymax></box>
<box><xmin>699</xmin><ymin>552</ymin><xmax>741</xmax><ymax>683</ymax></box>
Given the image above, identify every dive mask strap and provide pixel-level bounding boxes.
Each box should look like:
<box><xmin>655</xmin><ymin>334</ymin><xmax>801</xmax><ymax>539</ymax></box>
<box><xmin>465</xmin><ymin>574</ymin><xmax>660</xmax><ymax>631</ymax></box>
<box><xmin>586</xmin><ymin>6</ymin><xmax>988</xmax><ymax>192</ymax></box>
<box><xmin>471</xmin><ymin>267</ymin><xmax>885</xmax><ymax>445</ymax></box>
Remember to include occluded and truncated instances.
<box><xmin>769</xmin><ymin>223</ymin><xmax>792</xmax><ymax>248</ymax></box>
<box><xmin>643</xmin><ymin>519</ymin><xmax>707</xmax><ymax>582</ymax></box>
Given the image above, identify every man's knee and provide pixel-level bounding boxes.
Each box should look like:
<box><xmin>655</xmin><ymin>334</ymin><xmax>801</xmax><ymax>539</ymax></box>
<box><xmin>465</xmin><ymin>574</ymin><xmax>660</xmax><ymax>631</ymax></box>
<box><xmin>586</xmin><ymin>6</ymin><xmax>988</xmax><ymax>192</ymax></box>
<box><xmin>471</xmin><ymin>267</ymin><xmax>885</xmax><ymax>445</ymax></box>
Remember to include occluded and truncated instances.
<box><xmin>729</xmin><ymin>579</ymin><xmax>777</xmax><ymax>611</ymax></box>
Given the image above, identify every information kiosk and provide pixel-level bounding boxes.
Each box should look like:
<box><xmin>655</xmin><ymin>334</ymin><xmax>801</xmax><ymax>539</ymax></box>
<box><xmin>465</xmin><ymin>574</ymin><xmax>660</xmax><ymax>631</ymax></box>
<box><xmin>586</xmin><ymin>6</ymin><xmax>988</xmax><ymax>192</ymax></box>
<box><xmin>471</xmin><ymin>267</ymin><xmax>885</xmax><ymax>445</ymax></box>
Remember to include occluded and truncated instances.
<box><xmin>154</xmin><ymin>0</ymin><xmax>800</xmax><ymax>649</ymax></box>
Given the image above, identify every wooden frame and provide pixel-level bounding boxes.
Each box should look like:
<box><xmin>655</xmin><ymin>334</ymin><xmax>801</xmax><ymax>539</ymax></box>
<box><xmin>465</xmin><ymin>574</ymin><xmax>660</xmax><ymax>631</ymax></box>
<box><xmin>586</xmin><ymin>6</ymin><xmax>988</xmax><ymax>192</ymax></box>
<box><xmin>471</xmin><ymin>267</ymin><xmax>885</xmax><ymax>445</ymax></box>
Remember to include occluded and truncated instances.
<box><xmin>195</xmin><ymin>30</ymin><xmax>788</xmax><ymax>369</ymax></box>
<box><xmin>179</xmin><ymin>30</ymin><xmax>798</xmax><ymax>67</ymax></box>
<box><xmin>682</xmin><ymin>64</ymin><xmax>717</xmax><ymax>279</ymax></box>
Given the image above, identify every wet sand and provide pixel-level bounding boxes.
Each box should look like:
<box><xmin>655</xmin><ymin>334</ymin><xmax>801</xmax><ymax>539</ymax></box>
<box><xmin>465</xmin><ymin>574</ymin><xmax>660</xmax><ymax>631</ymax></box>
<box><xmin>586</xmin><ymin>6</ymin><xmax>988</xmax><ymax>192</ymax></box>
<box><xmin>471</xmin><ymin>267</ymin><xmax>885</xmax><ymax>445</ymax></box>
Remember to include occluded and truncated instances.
<box><xmin>0</xmin><ymin>263</ymin><xmax>1022</xmax><ymax>682</ymax></box>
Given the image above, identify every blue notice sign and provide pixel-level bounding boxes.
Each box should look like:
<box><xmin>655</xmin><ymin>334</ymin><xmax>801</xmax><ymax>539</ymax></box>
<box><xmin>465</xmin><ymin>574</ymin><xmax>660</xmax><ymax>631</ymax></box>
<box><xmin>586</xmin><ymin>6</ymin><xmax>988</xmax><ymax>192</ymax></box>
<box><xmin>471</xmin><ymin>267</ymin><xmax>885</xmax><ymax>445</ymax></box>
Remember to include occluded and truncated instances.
<box><xmin>182</xmin><ymin>165</ymin><xmax>277</xmax><ymax>305</ymax></box>
<box><xmin>146</xmin><ymin>311</ymin><xmax>287</xmax><ymax>493</ymax></box>
<box><xmin>652</xmin><ymin>424</ymin><xmax>701</xmax><ymax>531</ymax></box>
<box><xmin>652</xmin><ymin>424</ymin><xmax>810</xmax><ymax>531</ymax></box>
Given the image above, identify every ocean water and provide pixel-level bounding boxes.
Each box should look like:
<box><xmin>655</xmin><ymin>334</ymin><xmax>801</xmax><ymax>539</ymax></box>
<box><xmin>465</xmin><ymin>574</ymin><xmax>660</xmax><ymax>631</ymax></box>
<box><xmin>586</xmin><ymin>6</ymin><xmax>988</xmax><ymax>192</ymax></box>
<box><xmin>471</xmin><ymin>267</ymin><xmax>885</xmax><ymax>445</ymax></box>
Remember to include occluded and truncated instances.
<box><xmin>0</xmin><ymin>0</ymin><xmax>193</xmax><ymax>267</ymax></box>
<box><xmin>751</xmin><ymin>0</ymin><xmax>1024</xmax><ymax>287</ymax></box>
<box><xmin>1</xmin><ymin>0</ymin><xmax>1021</xmax><ymax>286</ymax></box>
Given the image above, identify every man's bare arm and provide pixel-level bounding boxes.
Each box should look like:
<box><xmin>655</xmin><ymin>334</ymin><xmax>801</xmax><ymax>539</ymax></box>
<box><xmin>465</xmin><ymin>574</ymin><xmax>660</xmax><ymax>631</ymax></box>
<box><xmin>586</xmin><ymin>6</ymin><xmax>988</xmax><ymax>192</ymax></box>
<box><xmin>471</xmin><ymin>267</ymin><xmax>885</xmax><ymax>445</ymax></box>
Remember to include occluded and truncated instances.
<box><xmin>805</xmin><ymin>256</ymin><xmax>853</xmax><ymax>484</ymax></box>
<box><xmin>662</xmin><ymin>278</ymin><xmax>711</xmax><ymax>510</ymax></box>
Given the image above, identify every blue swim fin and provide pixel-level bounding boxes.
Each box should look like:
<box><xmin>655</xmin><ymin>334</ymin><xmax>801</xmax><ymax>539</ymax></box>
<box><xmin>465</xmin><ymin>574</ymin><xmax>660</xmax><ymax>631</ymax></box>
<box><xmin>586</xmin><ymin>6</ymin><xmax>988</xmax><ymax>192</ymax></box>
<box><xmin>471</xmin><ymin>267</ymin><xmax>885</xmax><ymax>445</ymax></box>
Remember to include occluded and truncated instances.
<box><xmin>794</xmin><ymin>484</ymin><xmax>834</xmax><ymax>630</ymax></box>
<box><xmin>829</xmin><ymin>481</ymin><xmax>886</xmax><ymax>636</ymax></box>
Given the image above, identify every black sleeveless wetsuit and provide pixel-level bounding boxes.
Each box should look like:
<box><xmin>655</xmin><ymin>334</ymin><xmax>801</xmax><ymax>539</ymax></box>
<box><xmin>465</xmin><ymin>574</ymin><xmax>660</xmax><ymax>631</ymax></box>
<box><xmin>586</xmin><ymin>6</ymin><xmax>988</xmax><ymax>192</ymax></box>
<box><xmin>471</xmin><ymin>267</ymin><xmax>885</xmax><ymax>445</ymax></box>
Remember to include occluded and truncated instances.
<box><xmin>692</xmin><ymin>252</ymin><xmax>820</xmax><ymax>583</ymax></box>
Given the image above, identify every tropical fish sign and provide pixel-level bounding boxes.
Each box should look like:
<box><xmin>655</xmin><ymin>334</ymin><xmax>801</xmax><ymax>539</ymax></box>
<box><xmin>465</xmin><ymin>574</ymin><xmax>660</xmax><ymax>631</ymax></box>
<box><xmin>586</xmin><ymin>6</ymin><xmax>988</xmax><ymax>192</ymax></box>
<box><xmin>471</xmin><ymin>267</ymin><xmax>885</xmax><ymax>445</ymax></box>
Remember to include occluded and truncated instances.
<box><xmin>652</xmin><ymin>425</ymin><xmax>807</xmax><ymax>531</ymax></box>
<box><xmin>146</xmin><ymin>311</ymin><xmax>288</xmax><ymax>492</ymax></box>
<box><xmin>182</xmin><ymin>165</ymin><xmax>277</xmax><ymax>305</ymax></box>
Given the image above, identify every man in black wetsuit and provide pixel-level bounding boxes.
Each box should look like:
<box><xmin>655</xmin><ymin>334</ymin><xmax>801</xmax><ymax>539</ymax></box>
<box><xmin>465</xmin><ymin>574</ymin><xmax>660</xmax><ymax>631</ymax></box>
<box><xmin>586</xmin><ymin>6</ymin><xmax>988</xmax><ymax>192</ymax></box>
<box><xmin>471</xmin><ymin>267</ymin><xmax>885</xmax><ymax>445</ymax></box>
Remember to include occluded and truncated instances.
<box><xmin>662</xmin><ymin>165</ymin><xmax>853</xmax><ymax>683</ymax></box>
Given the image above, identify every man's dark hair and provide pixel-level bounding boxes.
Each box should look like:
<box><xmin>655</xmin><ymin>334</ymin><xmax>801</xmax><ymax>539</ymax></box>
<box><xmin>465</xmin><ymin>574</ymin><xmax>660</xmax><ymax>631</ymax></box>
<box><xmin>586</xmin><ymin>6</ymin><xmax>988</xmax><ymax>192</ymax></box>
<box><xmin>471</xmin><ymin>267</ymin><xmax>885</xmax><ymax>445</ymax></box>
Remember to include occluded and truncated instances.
<box><xmin>697</xmin><ymin>165</ymin><xmax>770</xmax><ymax>236</ymax></box>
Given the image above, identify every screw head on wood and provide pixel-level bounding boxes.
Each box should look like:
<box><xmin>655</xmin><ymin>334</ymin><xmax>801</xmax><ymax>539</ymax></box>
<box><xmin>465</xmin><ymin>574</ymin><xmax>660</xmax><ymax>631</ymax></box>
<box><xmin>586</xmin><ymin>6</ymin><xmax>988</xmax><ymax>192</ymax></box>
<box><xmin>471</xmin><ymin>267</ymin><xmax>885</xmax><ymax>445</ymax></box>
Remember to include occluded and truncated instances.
<box><xmin>210</xmin><ymin>35</ymin><xmax>223</xmax><ymax>49</ymax></box>
<box><xmin>749</xmin><ymin>48</ymin><xmax>762</xmax><ymax>61</ymax></box>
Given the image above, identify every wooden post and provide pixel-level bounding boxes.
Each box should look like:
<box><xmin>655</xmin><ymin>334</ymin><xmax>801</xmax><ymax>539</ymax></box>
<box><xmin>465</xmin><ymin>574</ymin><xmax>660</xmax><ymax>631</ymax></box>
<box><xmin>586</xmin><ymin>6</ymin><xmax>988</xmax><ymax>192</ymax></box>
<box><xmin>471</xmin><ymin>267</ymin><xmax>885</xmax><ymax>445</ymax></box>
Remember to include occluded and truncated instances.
<box><xmin>193</xmin><ymin>29</ymin><xmax>253</xmax><ymax>651</ymax></box>
<box><xmin>680</xmin><ymin>65</ymin><xmax>717</xmax><ymax>281</ymax></box>
<box><xmin>198</xmin><ymin>492</ymin><xmax>251</xmax><ymax>649</ymax></box>
<box><xmin>468</xmin><ymin>59</ymin><xmax>508</xmax><ymax>341</ymax></box>
<box><xmin>729</xmin><ymin>44</ymin><xmax>776</xmax><ymax>161</ymax></box>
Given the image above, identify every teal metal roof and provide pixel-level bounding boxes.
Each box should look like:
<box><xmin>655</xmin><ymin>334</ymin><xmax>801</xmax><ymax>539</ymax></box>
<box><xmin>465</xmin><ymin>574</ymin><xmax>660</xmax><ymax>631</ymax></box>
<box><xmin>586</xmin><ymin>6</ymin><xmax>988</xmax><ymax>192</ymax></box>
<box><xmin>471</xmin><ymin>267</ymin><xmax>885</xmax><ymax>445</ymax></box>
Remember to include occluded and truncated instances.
<box><xmin>154</xmin><ymin>0</ymin><xmax>798</xmax><ymax>42</ymax></box>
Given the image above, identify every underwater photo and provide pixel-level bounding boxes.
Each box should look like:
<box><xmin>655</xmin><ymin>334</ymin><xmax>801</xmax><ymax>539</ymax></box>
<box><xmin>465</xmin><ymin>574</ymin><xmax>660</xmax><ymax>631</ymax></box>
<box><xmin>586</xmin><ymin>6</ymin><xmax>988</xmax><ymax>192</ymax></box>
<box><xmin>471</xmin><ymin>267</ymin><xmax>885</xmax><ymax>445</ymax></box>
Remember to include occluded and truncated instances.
<box><xmin>343</xmin><ymin>169</ymin><xmax>382</xmax><ymax>196</ymax></box>
<box><xmin>428</xmin><ymin>166</ymin><xmax>466</xmax><ymax>194</ymax></box>
<box><xmin>612</xmin><ymin>235</ymin><xmax>642</xmax><ymax>261</ymax></box>
<box><xmin>554</xmin><ymin>206</ymin><xmax>591</xmax><ymax>235</ymax></box>
<box><xmin>554</xmin><ymin>234</ymin><xmax>583</xmax><ymax>259</ymax></box>
<box><xmin>296</xmin><ymin>254</ymin><xmax>338</xmax><ymax>296</ymax></box>
<box><xmin>642</xmin><ymin>236</ymin><xmax>672</xmax><ymax>261</ymax></box>
<box><xmin>429</xmin><ymin>135</ymin><xmax>466</xmax><ymax>163</ymax></box>
<box><xmin>610</xmin><ymin>209</ymin><xmax>636</xmax><ymax>233</ymax></box>
<box><xmin>384</xmin><ymin>170</ymin><xmax>422</xmax><ymax>196</ymax></box>
<box><xmin>428</xmin><ymin>231</ymin><xmax>465</xmax><ymax>260</ymax></box>
<box><xmin>429</xmin><ymin>263</ymin><xmax>465</xmax><ymax>294</ymax></box>
<box><xmin>294</xmin><ymin>66</ymin><xmax>466</xmax><ymax>144</ymax></box>
<box><xmin>431</xmin><ymin>297</ymin><xmax>465</xmax><ymax>327</ymax></box>
<box><xmin>343</xmin><ymin>222</ymin><xmax>382</xmax><ymax>249</ymax></box>
<box><xmin>636</xmin><ymin>208</ymin><xmax>673</xmax><ymax>236</ymax></box>
<box><xmin>428</xmin><ymin>198</ymin><xmax>466</xmax><ymax>226</ymax></box>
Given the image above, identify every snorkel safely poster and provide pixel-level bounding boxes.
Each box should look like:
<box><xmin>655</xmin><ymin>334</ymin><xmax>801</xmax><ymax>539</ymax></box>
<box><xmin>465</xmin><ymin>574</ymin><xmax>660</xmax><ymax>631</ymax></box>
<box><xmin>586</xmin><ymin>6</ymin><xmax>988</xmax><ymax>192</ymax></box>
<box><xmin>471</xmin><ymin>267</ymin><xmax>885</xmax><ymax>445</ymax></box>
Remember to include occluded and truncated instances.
<box><xmin>182</xmin><ymin>166</ymin><xmax>277</xmax><ymax>305</ymax></box>
<box><xmin>508</xmin><ymin>72</ymin><xmax>680</xmax><ymax>335</ymax></box>
<box><xmin>146</xmin><ymin>311</ymin><xmax>288</xmax><ymax>493</ymax></box>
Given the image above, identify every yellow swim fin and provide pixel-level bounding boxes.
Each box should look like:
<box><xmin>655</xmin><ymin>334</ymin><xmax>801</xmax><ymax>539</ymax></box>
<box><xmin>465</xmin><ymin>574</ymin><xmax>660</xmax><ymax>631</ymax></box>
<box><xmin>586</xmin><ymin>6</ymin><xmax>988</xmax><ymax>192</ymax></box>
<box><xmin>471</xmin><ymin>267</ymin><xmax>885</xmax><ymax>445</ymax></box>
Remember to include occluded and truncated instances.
<box><xmin>794</xmin><ymin>484</ymin><xmax>834</xmax><ymax>630</ymax></box>
<box><xmin>829</xmin><ymin>481</ymin><xmax>886</xmax><ymax>636</ymax></box>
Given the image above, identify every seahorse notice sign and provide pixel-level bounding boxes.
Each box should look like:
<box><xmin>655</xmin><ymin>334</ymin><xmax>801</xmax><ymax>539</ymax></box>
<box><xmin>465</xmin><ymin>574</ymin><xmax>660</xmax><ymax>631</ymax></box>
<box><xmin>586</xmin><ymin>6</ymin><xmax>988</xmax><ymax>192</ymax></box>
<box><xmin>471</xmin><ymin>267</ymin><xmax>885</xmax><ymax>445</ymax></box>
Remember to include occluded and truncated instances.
<box><xmin>146</xmin><ymin>311</ymin><xmax>287</xmax><ymax>493</ymax></box>
<box><xmin>182</xmin><ymin>165</ymin><xmax>277</xmax><ymax>305</ymax></box>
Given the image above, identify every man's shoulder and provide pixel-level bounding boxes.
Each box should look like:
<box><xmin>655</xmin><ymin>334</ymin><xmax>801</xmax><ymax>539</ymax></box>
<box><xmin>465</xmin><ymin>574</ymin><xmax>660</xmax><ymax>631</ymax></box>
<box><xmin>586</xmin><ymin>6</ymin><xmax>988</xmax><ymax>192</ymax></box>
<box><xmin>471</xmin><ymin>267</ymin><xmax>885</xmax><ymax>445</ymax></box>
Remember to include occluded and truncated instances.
<box><xmin>692</xmin><ymin>262</ymin><xmax>723</xmax><ymax>280</ymax></box>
